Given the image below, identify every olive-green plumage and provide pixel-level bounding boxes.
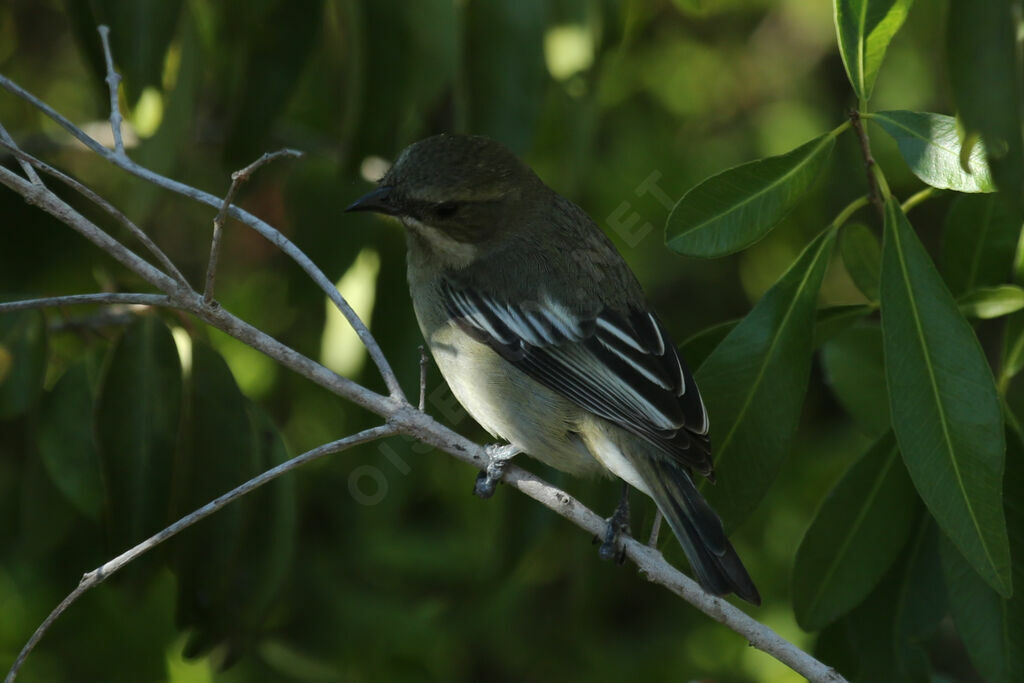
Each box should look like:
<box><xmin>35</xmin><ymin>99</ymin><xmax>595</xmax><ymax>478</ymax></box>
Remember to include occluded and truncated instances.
<box><xmin>347</xmin><ymin>133</ymin><xmax>760</xmax><ymax>605</ymax></box>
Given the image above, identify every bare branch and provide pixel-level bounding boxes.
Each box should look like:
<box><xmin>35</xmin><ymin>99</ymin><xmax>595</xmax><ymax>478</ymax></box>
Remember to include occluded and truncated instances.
<box><xmin>0</xmin><ymin>293</ymin><xmax>169</xmax><ymax>314</ymax></box>
<box><xmin>0</xmin><ymin>122</ymin><xmax>42</xmax><ymax>184</ymax></box>
<box><xmin>205</xmin><ymin>148</ymin><xmax>303</xmax><ymax>304</ymax></box>
<box><xmin>0</xmin><ymin>140</ymin><xmax>190</xmax><ymax>289</ymax></box>
<box><xmin>418</xmin><ymin>345</ymin><xmax>429</xmax><ymax>410</ymax></box>
<box><xmin>0</xmin><ymin>71</ymin><xmax>404</xmax><ymax>400</ymax></box>
<box><xmin>96</xmin><ymin>25</ymin><xmax>125</xmax><ymax>155</ymax></box>
<box><xmin>2</xmin><ymin>425</ymin><xmax>397</xmax><ymax>683</ymax></box>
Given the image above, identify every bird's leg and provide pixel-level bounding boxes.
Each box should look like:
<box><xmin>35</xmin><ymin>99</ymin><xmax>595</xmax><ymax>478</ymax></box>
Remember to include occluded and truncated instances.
<box><xmin>473</xmin><ymin>443</ymin><xmax>521</xmax><ymax>499</ymax></box>
<box><xmin>598</xmin><ymin>482</ymin><xmax>631</xmax><ymax>563</ymax></box>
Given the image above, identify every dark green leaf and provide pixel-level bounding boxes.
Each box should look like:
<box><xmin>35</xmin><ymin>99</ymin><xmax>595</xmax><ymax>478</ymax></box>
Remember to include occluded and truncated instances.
<box><xmin>97</xmin><ymin>316</ymin><xmax>182</xmax><ymax>551</ymax></box>
<box><xmin>666</xmin><ymin>134</ymin><xmax>836</xmax><ymax>258</ymax></box>
<box><xmin>941</xmin><ymin>193</ymin><xmax>1021</xmax><ymax>296</ymax></box>
<box><xmin>840</xmin><ymin>223</ymin><xmax>882</xmax><ymax>301</ymax></box>
<box><xmin>463</xmin><ymin>0</ymin><xmax>548</xmax><ymax>153</ymax></box>
<box><xmin>37</xmin><ymin>362</ymin><xmax>103</xmax><ymax>520</ymax></box>
<box><xmin>844</xmin><ymin>556</ymin><xmax>906</xmax><ymax>681</ymax></box>
<box><xmin>958</xmin><ymin>285</ymin><xmax>1024</xmax><ymax>320</ymax></box>
<box><xmin>174</xmin><ymin>342</ymin><xmax>293</xmax><ymax>661</ymax></box>
<box><xmin>0</xmin><ymin>310</ymin><xmax>47</xmax><ymax>419</ymax></box>
<box><xmin>833</xmin><ymin>0</ymin><xmax>914</xmax><ymax>102</ymax></box>
<box><xmin>893</xmin><ymin>518</ymin><xmax>946</xmax><ymax>679</ymax></box>
<box><xmin>941</xmin><ymin>425</ymin><xmax>1023</xmax><ymax>682</ymax></box>
<box><xmin>93</xmin><ymin>0</ymin><xmax>185</xmax><ymax>103</ymax></box>
<box><xmin>821</xmin><ymin>324</ymin><xmax>890</xmax><ymax>436</ymax></box>
<box><xmin>947</xmin><ymin>0</ymin><xmax>1024</xmax><ymax>207</ymax></box>
<box><xmin>224</xmin><ymin>0</ymin><xmax>324</xmax><ymax>163</ymax></box>
<box><xmin>871</xmin><ymin>111</ymin><xmax>995</xmax><ymax>193</ymax></box>
<box><xmin>880</xmin><ymin>197</ymin><xmax>1010</xmax><ymax>596</ymax></box>
<box><xmin>696</xmin><ymin>228</ymin><xmax>836</xmax><ymax>530</ymax></box>
<box><xmin>792</xmin><ymin>432</ymin><xmax>919</xmax><ymax>630</ymax></box>
<box><xmin>812</xmin><ymin>304</ymin><xmax>875</xmax><ymax>347</ymax></box>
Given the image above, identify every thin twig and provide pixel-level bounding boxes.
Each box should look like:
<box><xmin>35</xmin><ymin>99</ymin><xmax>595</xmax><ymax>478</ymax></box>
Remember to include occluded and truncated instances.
<box><xmin>901</xmin><ymin>187</ymin><xmax>937</xmax><ymax>214</ymax></box>
<box><xmin>0</xmin><ymin>122</ymin><xmax>41</xmax><ymax>185</ymax></box>
<box><xmin>0</xmin><ymin>140</ymin><xmax>190</xmax><ymax>289</ymax></box>
<box><xmin>418</xmin><ymin>345</ymin><xmax>429</xmax><ymax>411</ymax></box>
<box><xmin>849</xmin><ymin>109</ymin><xmax>884</xmax><ymax>220</ymax></box>
<box><xmin>96</xmin><ymin>26</ymin><xmax>125</xmax><ymax>155</ymax></box>
<box><xmin>0</xmin><ymin>293</ymin><xmax>169</xmax><ymax>314</ymax></box>
<box><xmin>205</xmin><ymin>149</ymin><xmax>302</xmax><ymax>304</ymax></box>
<box><xmin>648</xmin><ymin>509</ymin><xmax>663</xmax><ymax>548</ymax></box>
<box><xmin>0</xmin><ymin>72</ymin><xmax>404</xmax><ymax>401</ymax></box>
<box><xmin>3</xmin><ymin>425</ymin><xmax>396</xmax><ymax>683</ymax></box>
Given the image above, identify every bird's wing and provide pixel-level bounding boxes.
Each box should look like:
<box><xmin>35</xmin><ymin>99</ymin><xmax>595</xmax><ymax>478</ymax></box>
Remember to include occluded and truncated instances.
<box><xmin>441</xmin><ymin>281</ymin><xmax>713</xmax><ymax>476</ymax></box>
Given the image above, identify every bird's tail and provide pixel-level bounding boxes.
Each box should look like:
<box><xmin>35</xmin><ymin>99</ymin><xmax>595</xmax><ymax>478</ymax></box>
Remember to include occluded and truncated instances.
<box><xmin>636</xmin><ymin>455</ymin><xmax>761</xmax><ymax>605</ymax></box>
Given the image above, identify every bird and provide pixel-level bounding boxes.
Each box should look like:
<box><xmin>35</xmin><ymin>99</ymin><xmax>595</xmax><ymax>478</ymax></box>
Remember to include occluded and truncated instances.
<box><xmin>346</xmin><ymin>133</ymin><xmax>760</xmax><ymax>605</ymax></box>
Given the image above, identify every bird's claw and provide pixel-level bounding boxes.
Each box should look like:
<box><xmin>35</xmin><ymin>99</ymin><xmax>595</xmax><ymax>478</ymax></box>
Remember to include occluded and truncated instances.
<box><xmin>598</xmin><ymin>485</ymin><xmax>631</xmax><ymax>564</ymax></box>
<box><xmin>473</xmin><ymin>443</ymin><xmax>520</xmax><ymax>499</ymax></box>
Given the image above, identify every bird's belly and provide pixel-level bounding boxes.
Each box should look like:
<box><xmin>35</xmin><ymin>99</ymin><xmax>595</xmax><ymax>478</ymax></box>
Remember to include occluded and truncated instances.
<box><xmin>427</xmin><ymin>323</ymin><xmax>604</xmax><ymax>478</ymax></box>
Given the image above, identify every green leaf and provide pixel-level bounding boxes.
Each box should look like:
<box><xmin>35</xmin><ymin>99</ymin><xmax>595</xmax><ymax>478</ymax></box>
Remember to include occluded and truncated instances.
<box><xmin>821</xmin><ymin>324</ymin><xmax>890</xmax><ymax>436</ymax></box>
<box><xmin>463</xmin><ymin>0</ymin><xmax>548</xmax><ymax>154</ymax></box>
<box><xmin>941</xmin><ymin>193</ymin><xmax>1021</xmax><ymax>296</ymax></box>
<box><xmin>682</xmin><ymin>305</ymin><xmax>872</xmax><ymax>369</ymax></box>
<box><xmin>37</xmin><ymin>361</ymin><xmax>103</xmax><ymax>520</ymax></box>
<box><xmin>871</xmin><ymin>111</ymin><xmax>995</xmax><ymax>193</ymax></box>
<box><xmin>696</xmin><ymin>228</ymin><xmax>836</xmax><ymax>530</ymax></box>
<box><xmin>0</xmin><ymin>310</ymin><xmax>47</xmax><ymax>419</ymax></box>
<box><xmin>833</xmin><ymin>0</ymin><xmax>914</xmax><ymax>102</ymax></box>
<box><xmin>96</xmin><ymin>316</ymin><xmax>182</xmax><ymax>551</ymax></box>
<box><xmin>666</xmin><ymin>134</ymin><xmax>836</xmax><ymax>258</ymax></box>
<box><xmin>792</xmin><ymin>432</ymin><xmax>920</xmax><ymax>631</ymax></box>
<box><xmin>941</xmin><ymin>426</ymin><xmax>1023</xmax><ymax>682</ymax></box>
<box><xmin>812</xmin><ymin>304</ymin><xmax>875</xmax><ymax>347</ymax></box>
<box><xmin>959</xmin><ymin>285</ymin><xmax>1024</xmax><ymax>320</ymax></box>
<box><xmin>93</xmin><ymin>0</ymin><xmax>185</xmax><ymax>104</ymax></box>
<box><xmin>880</xmin><ymin>197</ymin><xmax>1010</xmax><ymax>596</ymax></box>
<box><xmin>840</xmin><ymin>223</ymin><xmax>882</xmax><ymax>301</ymax></box>
<box><xmin>892</xmin><ymin>519</ymin><xmax>946</xmax><ymax>679</ymax></box>
<box><xmin>174</xmin><ymin>342</ymin><xmax>293</xmax><ymax>660</ymax></box>
<box><xmin>947</xmin><ymin>0</ymin><xmax>1024</xmax><ymax>207</ymax></box>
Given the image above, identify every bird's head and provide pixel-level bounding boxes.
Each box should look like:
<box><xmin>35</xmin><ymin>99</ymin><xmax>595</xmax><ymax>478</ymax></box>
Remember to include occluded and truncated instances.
<box><xmin>346</xmin><ymin>134</ymin><xmax>544</xmax><ymax>265</ymax></box>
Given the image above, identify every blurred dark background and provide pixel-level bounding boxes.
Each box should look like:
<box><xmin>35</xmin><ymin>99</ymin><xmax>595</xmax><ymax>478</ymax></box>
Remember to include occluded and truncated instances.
<box><xmin>0</xmin><ymin>0</ymin><xmax>958</xmax><ymax>680</ymax></box>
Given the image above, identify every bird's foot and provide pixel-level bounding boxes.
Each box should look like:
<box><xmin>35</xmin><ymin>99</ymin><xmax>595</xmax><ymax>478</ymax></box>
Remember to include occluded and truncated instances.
<box><xmin>598</xmin><ymin>484</ymin><xmax>631</xmax><ymax>564</ymax></box>
<box><xmin>473</xmin><ymin>443</ymin><xmax>520</xmax><ymax>499</ymax></box>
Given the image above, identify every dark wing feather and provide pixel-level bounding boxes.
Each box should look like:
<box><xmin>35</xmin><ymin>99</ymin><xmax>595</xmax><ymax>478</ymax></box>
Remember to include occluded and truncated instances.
<box><xmin>442</xmin><ymin>281</ymin><xmax>713</xmax><ymax>476</ymax></box>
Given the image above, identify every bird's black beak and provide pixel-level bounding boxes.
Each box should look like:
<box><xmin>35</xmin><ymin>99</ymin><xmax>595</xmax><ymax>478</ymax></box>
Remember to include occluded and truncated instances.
<box><xmin>345</xmin><ymin>186</ymin><xmax>400</xmax><ymax>216</ymax></box>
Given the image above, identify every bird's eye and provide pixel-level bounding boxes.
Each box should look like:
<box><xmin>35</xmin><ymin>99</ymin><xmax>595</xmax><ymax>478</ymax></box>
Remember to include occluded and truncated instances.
<box><xmin>434</xmin><ymin>201</ymin><xmax>459</xmax><ymax>218</ymax></box>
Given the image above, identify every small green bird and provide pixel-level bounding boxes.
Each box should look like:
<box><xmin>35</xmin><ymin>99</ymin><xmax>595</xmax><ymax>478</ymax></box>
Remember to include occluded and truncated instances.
<box><xmin>347</xmin><ymin>133</ymin><xmax>760</xmax><ymax>605</ymax></box>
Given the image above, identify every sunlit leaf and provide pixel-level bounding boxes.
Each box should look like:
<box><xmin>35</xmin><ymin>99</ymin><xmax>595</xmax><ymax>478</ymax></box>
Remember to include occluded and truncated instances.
<box><xmin>947</xmin><ymin>0</ymin><xmax>1024</xmax><ymax>206</ymax></box>
<box><xmin>880</xmin><ymin>197</ymin><xmax>1010</xmax><ymax>596</ymax></box>
<box><xmin>840</xmin><ymin>222</ymin><xmax>881</xmax><ymax>301</ymax></box>
<box><xmin>666</xmin><ymin>134</ymin><xmax>836</xmax><ymax>258</ymax></box>
<box><xmin>696</xmin><ymin>228</ymin><xmax>836</xmax><ymax>530</ymax></box>
<box><xmin>96</xmin><ymin>316</ymin><xmax>182</xmax><ymax>551</ymax></box>
<box><xmin>941</xmin><ymin>424</ymin><xmax>1024</xmax><ymax>682</ymax></box>
<box><xmin>0</xmin><ymin>310</ymin><xmax>47</xmax><ymax>419</ymax></box>
<box><xmin>821</xmin><ymin>324</ymin><xmax>889</xmax><ymax>436</ymax></box>
<box><xmin>958</xmin><ymin>285</ymin><xmax>1024</xmax><ymax>320</ymax></box>
<box><xmin>792</xmin><ymin>432</ymin><xmax>920</xmax><ymax>631</ymax></box>
<box><xmin>833</xmin><ymin>0</ymin><xmax>914</xmax><ymax>102</ymax></box>
<box><xmin>941</xmin><ymin>193</ymin><xmax>1021</xmax><ymax>296</ymax></box>
<box><xmin>871</xmin><ymin>111</ymin><xmax>995</xmax><ymax>193</ymax></box>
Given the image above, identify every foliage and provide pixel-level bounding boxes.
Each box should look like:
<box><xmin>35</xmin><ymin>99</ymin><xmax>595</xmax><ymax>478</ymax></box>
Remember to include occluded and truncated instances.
<box><xmin>1</xmin><ymin>0</ymin><xmax>1022</xmax><ymax>681</ymax></box>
